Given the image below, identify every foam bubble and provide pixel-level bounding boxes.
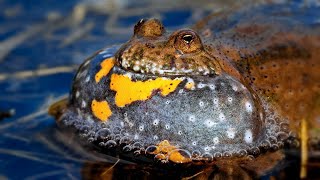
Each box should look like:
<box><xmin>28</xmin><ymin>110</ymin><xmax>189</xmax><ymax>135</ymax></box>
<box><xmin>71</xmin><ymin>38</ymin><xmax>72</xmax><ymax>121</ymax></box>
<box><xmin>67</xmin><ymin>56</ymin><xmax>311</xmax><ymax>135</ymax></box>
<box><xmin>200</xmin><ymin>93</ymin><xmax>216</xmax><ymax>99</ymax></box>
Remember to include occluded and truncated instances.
<box><xmin>123</xmin><ymin>145</ymin><xmax>132</xmax><ymax>152</ymax></box>
<box><xmin>105</xmin><ymin>140</ymin><xmax>117</xmax><ymax>148</ymax></box>
<box><xmin>192</xmin><ymin>150</ymin><xmax>201</xmax><ymax>157</ymax></box>
<box><xmin>201</xmin><ymin>153</ymin><xmax>213</xmax><ymax>161</ymax></box>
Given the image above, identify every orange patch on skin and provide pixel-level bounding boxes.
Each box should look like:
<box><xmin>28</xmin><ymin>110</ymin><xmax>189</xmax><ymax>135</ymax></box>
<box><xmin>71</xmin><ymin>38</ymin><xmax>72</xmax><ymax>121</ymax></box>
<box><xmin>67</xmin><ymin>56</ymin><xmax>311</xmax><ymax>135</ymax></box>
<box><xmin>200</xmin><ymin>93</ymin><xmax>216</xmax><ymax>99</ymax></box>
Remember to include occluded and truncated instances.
<box><xmin>95</xmin><ymin>57</ymin><xmax>115</xmax><ymax>83</ymax></box>
<box><xmin>154</xmin><ymin>140</ymin><xmax>176</xmax><ymax>154</ymax></box>
<box><xmin>91</xmin><ymin>99</ymin><xmax>112</xmax><ymax>121</ymax></box>
<box><xmin>185</xmin><ymin>82</ymin><xmax>195</xmax><ymax>90</ymax></box>
<box><xmin>151</xmin><ymin>140</ymin><xmax>191</xmax><ymax>163</ymax></box>
<box><xmin>168</xmin><ymin>151</ymin><xmax>191</xmax><ymax>163</ymax></box>
<box><xmin>110</xmin><ymin>74</ymin><xmax>182</xmax><ymax>107</ymax></box>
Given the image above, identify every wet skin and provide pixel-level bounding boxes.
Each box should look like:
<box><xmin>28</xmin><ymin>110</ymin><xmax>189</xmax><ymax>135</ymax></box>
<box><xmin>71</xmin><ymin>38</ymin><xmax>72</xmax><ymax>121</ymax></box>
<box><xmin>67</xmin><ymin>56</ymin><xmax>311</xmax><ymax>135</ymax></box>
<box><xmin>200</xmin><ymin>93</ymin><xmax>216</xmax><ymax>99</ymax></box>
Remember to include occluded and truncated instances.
<box><xmin>51</xmin><ymin>10</ymin><xmax>320</xmax><ymax>164</ymax></box>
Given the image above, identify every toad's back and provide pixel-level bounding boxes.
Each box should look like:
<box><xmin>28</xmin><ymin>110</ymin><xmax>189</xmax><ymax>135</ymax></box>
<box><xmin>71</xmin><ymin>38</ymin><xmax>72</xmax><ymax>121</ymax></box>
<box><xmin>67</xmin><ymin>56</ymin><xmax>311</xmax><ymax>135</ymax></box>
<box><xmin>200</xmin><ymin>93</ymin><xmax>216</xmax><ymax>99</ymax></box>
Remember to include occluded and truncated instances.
<box><xmin>195</xmin><ymin>6</ymin><xmax>320</xmax><ymax>135</ymax></box>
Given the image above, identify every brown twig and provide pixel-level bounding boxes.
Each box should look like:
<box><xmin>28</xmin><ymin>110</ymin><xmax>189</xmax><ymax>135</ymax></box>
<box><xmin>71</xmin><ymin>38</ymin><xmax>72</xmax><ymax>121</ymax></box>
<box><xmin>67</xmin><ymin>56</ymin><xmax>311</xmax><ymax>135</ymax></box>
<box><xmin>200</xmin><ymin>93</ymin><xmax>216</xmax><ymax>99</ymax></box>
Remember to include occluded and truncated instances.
<box><xmin>300</xmin><ymin>118</ymin><xmax>308</xmax><ymax>179</ymax></box>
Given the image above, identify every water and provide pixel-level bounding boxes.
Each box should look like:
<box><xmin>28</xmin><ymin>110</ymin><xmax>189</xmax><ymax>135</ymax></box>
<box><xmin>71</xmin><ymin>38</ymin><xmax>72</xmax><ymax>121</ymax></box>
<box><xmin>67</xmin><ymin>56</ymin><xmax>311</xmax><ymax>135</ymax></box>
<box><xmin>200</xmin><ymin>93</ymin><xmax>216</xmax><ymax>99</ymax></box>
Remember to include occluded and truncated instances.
<box><xmin>0</xmin><ymin>0</ymin><xmax>319</xmax><ymax>179</ymax></box>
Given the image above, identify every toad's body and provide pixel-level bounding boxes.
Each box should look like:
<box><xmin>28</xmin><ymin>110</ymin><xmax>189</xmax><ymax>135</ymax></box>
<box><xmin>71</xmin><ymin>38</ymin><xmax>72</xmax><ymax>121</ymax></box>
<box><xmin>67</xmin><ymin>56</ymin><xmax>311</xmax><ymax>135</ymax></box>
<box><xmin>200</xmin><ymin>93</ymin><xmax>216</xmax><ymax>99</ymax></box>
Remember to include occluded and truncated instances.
<box><xmin>51</xmin><ymin>6</ymin><xmax>320</xmax><ymax>164</ymax></box>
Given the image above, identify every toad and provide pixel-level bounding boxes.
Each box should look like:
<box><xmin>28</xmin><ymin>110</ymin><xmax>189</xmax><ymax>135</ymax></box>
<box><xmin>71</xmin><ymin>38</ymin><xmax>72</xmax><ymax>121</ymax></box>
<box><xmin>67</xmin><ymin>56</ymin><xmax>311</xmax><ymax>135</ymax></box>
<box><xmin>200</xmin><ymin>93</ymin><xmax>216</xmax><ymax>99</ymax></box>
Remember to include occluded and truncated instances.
<box><xmin>50</xmin><ymin>12</ymin><xmax>320</xmax><ymax>165</ymax></box>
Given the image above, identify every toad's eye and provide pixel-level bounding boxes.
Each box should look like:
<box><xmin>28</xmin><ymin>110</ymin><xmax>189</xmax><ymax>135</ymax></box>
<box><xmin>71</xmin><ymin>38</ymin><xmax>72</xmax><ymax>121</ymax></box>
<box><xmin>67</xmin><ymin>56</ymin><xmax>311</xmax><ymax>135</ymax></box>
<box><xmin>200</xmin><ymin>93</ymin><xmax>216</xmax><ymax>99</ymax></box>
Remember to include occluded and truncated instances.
<box><xmin>173</xmin><ymin>30</ymin><xmax>203</xmax><ymax>54</ymax></box>
<box><xmin>133</xmin><ymin>18</ymin><xmax>165</xmax><ymax>37</ymax></box>
<box><xmin>182</xmin><ymin>34</ymin><xmax>194</xmax><ymax>44</ymax></box>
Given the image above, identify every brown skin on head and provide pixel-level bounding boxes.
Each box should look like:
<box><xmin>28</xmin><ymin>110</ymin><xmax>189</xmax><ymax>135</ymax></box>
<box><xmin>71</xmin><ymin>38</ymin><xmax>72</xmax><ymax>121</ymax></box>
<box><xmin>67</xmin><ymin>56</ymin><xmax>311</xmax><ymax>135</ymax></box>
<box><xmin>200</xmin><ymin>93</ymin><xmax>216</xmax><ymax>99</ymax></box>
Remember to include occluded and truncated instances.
<box><xmin>133</xmin><ymin>19</ymin><xmax>165</xmax><ymax>37</ymax></box>
<box><xmin>115</xmin><ymin>19</ymin><xmax>222</xmax><ymax>76</ymax></box>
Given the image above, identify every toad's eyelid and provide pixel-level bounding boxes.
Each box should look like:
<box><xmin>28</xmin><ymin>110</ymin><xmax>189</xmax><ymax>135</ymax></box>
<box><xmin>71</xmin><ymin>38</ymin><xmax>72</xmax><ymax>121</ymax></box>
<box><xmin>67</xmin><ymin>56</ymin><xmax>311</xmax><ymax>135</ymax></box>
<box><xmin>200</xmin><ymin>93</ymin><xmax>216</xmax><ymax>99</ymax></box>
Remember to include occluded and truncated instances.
<box><xmin>183</xmin><ymin>34</ymin><xmax>193</xmax><ymax>38</ymax></box>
